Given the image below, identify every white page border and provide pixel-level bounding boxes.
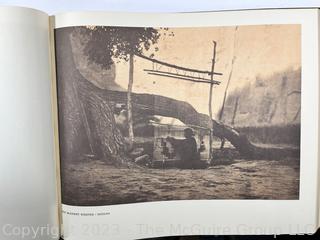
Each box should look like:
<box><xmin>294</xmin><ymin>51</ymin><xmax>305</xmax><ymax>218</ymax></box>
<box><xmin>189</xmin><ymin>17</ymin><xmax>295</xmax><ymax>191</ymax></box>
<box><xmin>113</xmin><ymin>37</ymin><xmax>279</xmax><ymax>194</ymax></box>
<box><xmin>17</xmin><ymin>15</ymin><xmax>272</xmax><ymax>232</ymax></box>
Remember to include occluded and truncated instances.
<box><xmin>55</xmin><ymin>9</ymin><xmax>319</xmax><ymax>239</ymax></box>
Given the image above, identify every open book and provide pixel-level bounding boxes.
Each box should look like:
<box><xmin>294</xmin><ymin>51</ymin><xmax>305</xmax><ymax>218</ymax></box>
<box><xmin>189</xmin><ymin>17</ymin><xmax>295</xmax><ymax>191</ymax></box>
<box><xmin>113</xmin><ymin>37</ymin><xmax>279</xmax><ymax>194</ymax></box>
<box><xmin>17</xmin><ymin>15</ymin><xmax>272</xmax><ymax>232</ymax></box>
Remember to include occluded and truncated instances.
<box><xmin>1</xmin><ymin>6</ymin><xmax>320</xmax><ymax>240</ymax></box>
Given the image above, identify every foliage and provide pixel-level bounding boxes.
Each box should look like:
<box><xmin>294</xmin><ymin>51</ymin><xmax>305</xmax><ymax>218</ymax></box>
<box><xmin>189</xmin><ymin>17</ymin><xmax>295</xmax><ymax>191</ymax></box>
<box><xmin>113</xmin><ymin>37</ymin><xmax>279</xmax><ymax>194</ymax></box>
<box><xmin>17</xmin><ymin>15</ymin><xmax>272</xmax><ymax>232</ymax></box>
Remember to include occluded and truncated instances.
<box><xmin>79</xmin><ymin>26</ymin><xmax>162</xmax><ymax>69</ymax></box>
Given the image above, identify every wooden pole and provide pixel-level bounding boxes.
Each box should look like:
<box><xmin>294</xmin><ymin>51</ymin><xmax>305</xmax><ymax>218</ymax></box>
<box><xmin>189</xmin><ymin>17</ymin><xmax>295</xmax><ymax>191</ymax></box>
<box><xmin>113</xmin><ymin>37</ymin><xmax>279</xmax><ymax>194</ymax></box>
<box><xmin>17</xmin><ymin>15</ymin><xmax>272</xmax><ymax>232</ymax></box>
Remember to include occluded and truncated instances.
<box><xmin>209</xmin><ymin>41</ymin><xmax>217</xmax><ymax>161</ymax></box>
<box><xmin>281</xmin><ymin>76</ymin><xmax>288</xmax><ymax>124</ymax></box>
<box><xmin>127</xmin><ymin>53</ymin><xmax>134</xmax><ymax>149</ymax></box>
<box><xmin>231</xmin><ymin>95</ymin><xmax>239</xmax><ymax>125</ymax></box>
<box><xmin>219</xmin><ymin>26</ymin><xmax>238</xmax><ymax>122</ymax></box>
<box><xmin>219</xmin><ymin>56</ymin><xmax>235</xmax><ymax>121</ymax></box>
<box><xmin>218</xmin><ymin>26</ymin><xmax>238</xmax><ymax>150</ymax></box>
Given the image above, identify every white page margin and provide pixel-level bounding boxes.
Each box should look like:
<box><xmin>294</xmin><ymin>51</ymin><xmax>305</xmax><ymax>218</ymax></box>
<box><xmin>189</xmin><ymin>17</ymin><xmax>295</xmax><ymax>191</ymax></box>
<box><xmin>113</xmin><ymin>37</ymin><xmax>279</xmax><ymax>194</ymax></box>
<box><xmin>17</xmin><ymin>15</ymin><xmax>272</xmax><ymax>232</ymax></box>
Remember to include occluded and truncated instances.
<box><xmin>0</xmin><ymin>6</ymin><xmax>59</xmax><ymax>240</ymax></box>
<box><xmin>55</xmin><ymin>9</ymin><xmax>319</xmax><ymax>239</ymax></box>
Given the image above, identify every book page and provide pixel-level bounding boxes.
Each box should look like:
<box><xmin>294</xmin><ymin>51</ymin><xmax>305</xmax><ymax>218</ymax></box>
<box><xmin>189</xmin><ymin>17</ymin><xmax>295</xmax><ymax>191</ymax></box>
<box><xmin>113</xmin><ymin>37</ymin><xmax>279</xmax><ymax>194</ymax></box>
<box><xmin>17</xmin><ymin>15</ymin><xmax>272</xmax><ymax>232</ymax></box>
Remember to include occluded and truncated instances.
<box><xmin>318</xmin><ymin>9</ymin><xmax>320</xmax><ymax>231</ymax></box>
<box><xmin>0</xmin><ymin>7</ymin><xmax>59</xmax><ymax>240</ymax></box>
<box><xmin>53</xmin><ymin>9</ymin><xmax>319</xmax><ymax>239</ymax></box>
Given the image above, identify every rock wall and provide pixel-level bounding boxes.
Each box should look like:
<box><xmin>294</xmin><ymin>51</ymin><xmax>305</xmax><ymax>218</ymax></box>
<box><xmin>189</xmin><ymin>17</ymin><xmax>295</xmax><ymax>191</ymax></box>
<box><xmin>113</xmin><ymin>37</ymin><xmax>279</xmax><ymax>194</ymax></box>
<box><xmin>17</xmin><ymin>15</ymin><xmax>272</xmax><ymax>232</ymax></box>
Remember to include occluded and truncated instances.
<box><xmin>220</xmin><ymin>68</ymin><xmax>301</xmax><ymax>127</ymax></box>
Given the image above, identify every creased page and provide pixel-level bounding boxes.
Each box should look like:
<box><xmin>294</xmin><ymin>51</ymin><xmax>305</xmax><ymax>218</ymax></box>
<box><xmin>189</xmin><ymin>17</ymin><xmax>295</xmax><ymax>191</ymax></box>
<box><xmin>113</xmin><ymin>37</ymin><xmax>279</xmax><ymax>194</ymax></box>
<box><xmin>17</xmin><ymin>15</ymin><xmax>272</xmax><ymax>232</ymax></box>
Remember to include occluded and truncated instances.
<box><xmin>54</xmin><ymin>9</ymin><xmax>319</xmax><ymax>239</ymax></box>
<box><xmin>0</xmin><ymin>7</ymin><xmax>59</xmax><ymax>240</ymax></box>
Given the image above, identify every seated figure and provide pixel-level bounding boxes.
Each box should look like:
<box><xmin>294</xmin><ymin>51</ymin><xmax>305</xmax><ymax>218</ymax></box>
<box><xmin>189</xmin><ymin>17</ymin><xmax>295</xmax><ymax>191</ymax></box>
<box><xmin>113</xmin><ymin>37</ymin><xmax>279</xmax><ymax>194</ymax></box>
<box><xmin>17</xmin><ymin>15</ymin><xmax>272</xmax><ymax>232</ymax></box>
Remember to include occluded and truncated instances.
<box><xmin>166</xmin><ymin>128</ymin><xmax>201</xmax><ymax>169</ymax></box>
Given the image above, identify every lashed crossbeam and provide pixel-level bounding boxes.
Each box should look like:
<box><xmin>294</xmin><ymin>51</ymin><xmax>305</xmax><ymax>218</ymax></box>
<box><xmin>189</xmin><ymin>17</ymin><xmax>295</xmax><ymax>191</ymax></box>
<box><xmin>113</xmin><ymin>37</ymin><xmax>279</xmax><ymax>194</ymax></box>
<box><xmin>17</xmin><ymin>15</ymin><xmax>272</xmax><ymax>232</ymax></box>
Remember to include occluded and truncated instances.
<box><xmin>136</xmin><ymin>53</ymin><xmax>223</xmax><ymax>76</ymax></box>
<box><xmin>143</xmin><ymin>69</ymin><xmax>221</xmax><ymax>84</ymax></box>
<box><xmin>136</xmin><ymin>53</ymin><xmax>222</xmax><ymax>85</ymax></box>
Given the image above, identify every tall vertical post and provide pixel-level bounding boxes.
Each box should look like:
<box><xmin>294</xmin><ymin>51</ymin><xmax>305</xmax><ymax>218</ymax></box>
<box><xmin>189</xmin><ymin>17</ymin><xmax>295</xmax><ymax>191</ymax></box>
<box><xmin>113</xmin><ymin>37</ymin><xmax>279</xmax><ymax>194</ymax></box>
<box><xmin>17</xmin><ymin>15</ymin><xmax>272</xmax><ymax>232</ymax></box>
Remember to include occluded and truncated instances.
<box><xmin>208</xmin><ymin>41</ymin><xmax>217</xmax><ymax>161</ymax></box>
<box><xmin>219</xmin><ymin>26</ymin><xmax>238</xmax><ymax>122</ymax></box>
<box><xmin>281</xmin><ymin>76</ymin><xmax>288</xmax><ymax>124</ymax></box>
<box><xmin>231</xmin><ymin>95</ymin><xmax>239</xmax><ymax>125</ymax></box>
<box><xmin>127</xmin><ymin>53</ymin><xmax>134</xmax><ymax>149</ymax></box>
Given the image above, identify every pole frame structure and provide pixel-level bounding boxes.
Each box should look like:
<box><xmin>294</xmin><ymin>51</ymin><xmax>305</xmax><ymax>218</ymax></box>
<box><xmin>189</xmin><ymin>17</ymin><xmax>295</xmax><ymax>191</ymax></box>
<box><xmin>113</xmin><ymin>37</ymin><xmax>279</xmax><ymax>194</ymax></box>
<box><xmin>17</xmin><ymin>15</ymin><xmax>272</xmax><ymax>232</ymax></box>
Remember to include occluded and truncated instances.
<box><xmin>134</xmin><ymin>43</ymin><xmax>221</xmax><ymax>160</ymax></box>
<box><xmin>127</xmin><ymin>53</ymin><xmax>134</xmax><ymax>149</ymax></box>
<box><xmin>209</xmin><ymin>41</ymin><xmax>217</xmax><ymax>162</ymax></box>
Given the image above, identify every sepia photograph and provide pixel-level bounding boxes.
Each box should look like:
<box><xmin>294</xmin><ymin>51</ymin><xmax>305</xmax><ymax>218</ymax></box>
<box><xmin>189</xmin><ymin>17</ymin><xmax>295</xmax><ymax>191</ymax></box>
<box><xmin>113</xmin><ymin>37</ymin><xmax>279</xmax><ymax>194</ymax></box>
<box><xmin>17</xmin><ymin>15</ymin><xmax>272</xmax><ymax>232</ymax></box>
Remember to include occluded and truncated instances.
<box><xmin>55</xmin><ymin>24</ymin><xmax>301</xmax><ymax>206</ymax></box>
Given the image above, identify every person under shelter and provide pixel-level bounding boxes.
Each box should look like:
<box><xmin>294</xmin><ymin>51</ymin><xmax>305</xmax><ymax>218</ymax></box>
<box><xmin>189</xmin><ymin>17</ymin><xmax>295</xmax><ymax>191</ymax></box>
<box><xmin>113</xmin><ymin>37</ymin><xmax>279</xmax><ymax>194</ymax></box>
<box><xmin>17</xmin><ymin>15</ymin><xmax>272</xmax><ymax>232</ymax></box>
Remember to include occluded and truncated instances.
<box><xmin>166</xmin><ymin>128</ymin><xmax>203</xmax><ymax>169</ymax></box>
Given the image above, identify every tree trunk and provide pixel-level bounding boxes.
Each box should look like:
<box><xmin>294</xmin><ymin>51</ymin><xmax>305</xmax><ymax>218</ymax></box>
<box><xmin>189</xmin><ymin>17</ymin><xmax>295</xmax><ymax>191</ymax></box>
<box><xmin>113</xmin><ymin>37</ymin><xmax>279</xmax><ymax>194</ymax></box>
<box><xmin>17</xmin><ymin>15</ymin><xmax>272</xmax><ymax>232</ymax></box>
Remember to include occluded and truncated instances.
<box><xmin>127</xmin><ymin>53</ymin><xmax>134</xmax><ymax>149</ymax></box>
<box><xmin>77</xmin><ymin>78</ymin><xmax>127</xmax><ymax>163</ymax></box>
<box><xmin>55</xmin><ymin>28</ymin><xmax>127</xmax><ymax>164</ymax></box>
<box><xmin>97</xmin><ymin>89</ymin><xmax>299</xmax><ymax>160</ymax></box>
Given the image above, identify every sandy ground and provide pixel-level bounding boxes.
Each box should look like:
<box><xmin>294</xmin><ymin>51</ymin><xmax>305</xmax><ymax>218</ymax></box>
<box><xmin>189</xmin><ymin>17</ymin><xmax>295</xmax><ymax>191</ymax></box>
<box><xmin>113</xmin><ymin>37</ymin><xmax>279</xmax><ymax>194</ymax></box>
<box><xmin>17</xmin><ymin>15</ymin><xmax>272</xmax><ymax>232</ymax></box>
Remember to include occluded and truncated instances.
<box><xmin>61</xmin><ymin>157</ymin><xmax>300</xmax><ymax>206</ymax></box>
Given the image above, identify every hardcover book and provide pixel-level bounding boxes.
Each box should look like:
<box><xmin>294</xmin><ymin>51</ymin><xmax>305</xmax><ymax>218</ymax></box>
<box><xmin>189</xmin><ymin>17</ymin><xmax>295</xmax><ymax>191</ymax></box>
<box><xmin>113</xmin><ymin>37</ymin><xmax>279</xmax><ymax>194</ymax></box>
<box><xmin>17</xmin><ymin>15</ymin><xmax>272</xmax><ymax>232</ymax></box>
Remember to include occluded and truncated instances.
<box><xmin>0</xmin><ymin>6</ymin><xmax>319</xmax><ymax>240</ymax></box>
